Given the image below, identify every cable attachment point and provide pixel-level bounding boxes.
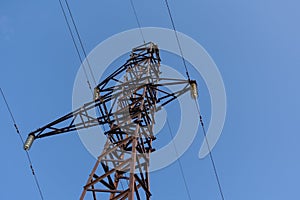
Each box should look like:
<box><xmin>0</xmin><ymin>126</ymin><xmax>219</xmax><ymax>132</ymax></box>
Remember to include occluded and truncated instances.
<box><xmin>94</xmin><ymin>87</ymin><xmax>100</xmax><ymax>101</ymax></box>
<box><xmin>24</xmin><ymin>134</ymin><xmax>35</xmax><ymax>151</ymax></box>
<box><xmin>189</xmin><ymin>80</ymin><xmax>198</xmax><ymax>99</ymax></box>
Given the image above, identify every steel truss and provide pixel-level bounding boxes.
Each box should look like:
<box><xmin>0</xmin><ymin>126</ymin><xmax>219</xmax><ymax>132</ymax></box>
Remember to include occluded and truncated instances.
<box><xmin>25</xmin><ymin>42</ymin><xmax>195</xmax><ymax>200</ymax></box>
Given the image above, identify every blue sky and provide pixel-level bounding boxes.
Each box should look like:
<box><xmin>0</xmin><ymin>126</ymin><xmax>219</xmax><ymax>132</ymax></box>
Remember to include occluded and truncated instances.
<box><xmin>1</xmin><ymin>0</ymin><xmax>300</xmax><ymax>199</ymax></box>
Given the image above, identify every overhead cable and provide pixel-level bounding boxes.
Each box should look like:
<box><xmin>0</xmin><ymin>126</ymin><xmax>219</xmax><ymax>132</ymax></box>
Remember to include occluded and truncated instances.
<box><xmin>0</xmin><ymin>88</ymin><xmax>44</xmax><ymax>200</ymax></box>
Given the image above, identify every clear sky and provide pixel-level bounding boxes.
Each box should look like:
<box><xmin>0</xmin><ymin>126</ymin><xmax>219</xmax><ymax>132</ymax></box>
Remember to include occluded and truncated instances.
<box><xmin>1</xmin><ymin>0</ymin><xmax>300</xmax><ymax>199</ymax></box>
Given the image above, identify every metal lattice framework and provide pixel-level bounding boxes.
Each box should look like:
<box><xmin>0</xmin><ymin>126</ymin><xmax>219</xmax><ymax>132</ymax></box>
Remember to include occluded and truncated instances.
<box><xmin>25</xmin><ymin>42</ymin><xmax>196</xmax><ymax>200</ymax></box>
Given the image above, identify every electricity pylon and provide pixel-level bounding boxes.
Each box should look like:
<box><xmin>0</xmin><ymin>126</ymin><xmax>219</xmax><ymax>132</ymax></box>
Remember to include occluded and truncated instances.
<box><xmin>24</xmin><ymin>42</ymin><xmax>197</xmax><ymax>199</ymax></box>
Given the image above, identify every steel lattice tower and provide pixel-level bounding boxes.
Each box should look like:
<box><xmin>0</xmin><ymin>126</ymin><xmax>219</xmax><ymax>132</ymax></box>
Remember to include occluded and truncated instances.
<box><xmin>24</xmin><ymin>42</ymin><xmax>197</xmax><ymax>200</ymax></box>
<box><xmin>81</xmin><ymin>43</ymin><xmax>160</xmax><ymax>199</ymax></box>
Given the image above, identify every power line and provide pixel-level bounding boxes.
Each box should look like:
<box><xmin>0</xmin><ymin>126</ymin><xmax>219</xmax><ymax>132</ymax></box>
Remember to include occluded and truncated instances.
<box><xmin>194</xmin><ymin>99</ymin><xmax>225</xmax><ymax>200</ymax></box>
<box><xmin>166</xmin><ymin>119</ymin><xmax>192</xmax><ymax>200</ymax></box>
<box><xmin>58</xmin><ymin>0</ymin><xmax>93</xmax><ymax>93</ymax></box>
<box><xmin>164</xmin><ymin>0</ymin><xmax>190</xmax><ymax>80</ymax></box>
<box><xmin>163</xmin><ymin>1</ymin><xmax>225</xmax><ymax>198</ymax></box>
<box><xmin>0</xmin><ymin>88</ymin><xmax>44</xmax><ymax>200</ymax></box>
<box><xmin>58</xmin><ymin>0</ymin><xmax>107</xmax><ymax>134</ymax></box>
<box><xmin>64</xmin><ymin>0</ymin><xmax>97</xmax><ymax>86</ymax></box>
<box><xmin>129</xmin><ymin>0</ymin><xmax>146</xmax><ymax>44</ymax></box>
